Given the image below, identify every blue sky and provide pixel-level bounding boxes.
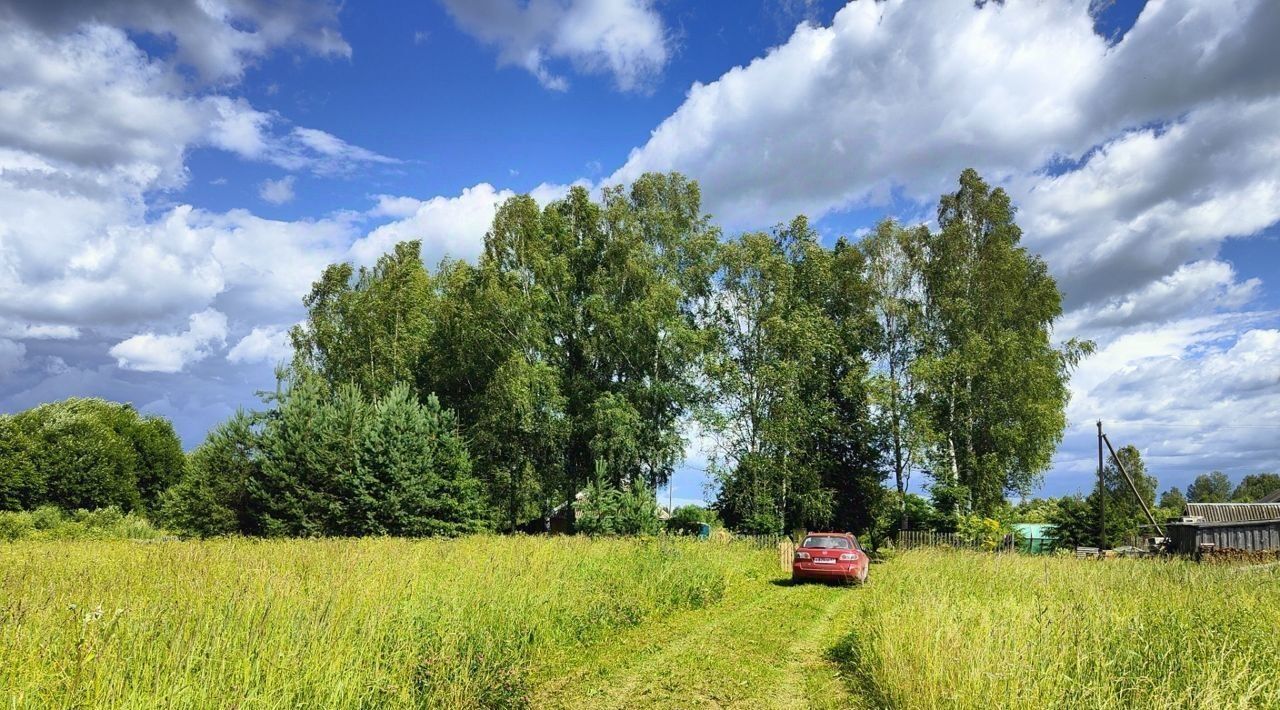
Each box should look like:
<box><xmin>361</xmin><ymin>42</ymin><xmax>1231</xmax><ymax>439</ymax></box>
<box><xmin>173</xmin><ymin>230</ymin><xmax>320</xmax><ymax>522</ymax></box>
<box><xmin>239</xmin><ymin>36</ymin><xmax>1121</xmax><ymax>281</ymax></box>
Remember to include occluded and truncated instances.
<box><xmin>2</xmin><ymin>0</ymin><xmax>1279</xmax><ymax>506</ymax></box>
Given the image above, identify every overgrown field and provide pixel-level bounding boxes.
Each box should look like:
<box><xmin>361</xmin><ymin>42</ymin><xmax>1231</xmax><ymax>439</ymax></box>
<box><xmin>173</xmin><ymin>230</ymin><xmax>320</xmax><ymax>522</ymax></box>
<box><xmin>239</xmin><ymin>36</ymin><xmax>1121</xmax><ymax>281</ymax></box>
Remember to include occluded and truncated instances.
<box><xmin>0</xmin><ymin>536</ymin><xmax>776</xmax><ymax>708</ymax></box>
<box><xmin>7</xmin><ymin>540</ymin><xmax>1280</xmax><ymax>709</ymax></box>
<box><xmin>837</xmin><ymin>550</ymin><xmax>1280</xmax><ymax>709</ymax></box>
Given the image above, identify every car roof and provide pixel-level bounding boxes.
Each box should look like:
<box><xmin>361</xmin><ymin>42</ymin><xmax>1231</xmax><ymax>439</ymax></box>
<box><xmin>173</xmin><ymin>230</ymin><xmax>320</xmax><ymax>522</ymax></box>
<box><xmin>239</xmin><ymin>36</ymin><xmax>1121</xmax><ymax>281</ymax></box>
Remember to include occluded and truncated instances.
<box><xmin>804</xmin><ymin>532</ymin><xmax>853</xmax><ymax>537</ymax></box>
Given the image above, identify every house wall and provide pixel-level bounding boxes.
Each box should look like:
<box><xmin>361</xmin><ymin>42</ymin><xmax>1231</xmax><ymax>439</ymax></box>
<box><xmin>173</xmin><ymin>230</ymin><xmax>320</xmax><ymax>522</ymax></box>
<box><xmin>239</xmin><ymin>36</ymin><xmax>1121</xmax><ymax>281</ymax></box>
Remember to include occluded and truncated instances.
<box><xmin>1167</xmin><ymin>521</ymin><xmax>1280</xmax><ymax>554</ymax></box>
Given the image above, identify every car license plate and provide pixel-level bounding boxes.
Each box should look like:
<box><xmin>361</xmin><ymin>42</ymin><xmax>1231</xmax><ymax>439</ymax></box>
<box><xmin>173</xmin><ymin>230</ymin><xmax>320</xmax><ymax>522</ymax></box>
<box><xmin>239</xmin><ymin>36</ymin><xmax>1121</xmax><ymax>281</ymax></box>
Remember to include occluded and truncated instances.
<box><xmin>814</xmin><ymin>558</ymin><xmax>836</xmax><ymax>564</ymax></box>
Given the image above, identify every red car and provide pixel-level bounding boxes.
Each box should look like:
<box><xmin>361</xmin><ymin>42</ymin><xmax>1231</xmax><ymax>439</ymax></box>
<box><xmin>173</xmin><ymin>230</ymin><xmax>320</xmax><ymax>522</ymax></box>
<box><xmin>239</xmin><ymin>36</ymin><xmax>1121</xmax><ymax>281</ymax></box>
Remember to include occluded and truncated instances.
<box><xmin>791</xmin><ymin>532</ymin><xmax>869</xmax><ymax>584</ymax></box>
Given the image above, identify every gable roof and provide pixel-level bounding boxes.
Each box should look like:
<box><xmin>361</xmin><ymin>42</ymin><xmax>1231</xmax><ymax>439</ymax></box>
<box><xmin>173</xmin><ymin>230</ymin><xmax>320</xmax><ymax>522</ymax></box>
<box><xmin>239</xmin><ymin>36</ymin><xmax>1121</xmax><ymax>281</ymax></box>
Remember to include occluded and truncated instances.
<box><xmin>1184</xmin><ymin>503</ymin><xmax>1280</xmax><ymax>524</ymax></box>
<box><xmin>1258</xmin><ymin>488</ymin><xmax>1280</xmax><ymax>504</ymax></box>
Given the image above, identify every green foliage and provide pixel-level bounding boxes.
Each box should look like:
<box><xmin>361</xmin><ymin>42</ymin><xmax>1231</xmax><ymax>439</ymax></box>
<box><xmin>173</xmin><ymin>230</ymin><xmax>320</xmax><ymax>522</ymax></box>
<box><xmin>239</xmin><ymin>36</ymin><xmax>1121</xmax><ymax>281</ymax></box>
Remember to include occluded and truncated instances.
<box><xmin>1086</xmin><ymin>444</ymin><xmax>1158</xmax><ymax>547</ymax></box>
<box><xmin>160</xmin><ymin>411</ymin><xmax>259</xmax><ymax>537</ymax></box>
<box><xmin>0</xmin><ymin>505</ymin><xmax>166</xmax><ymax>541</ymax></box>
<box><xmin>0</xmin><ymin>417</ymin><xmax>37</xmax><ymax>511</ymax></box>
<box><xmin>4</xmin><ymin>399</ymin><xmax>184</xmax><ymax>513</ymax></box>
<box><xmin>1231</xmin><ymin>473</ymin><xmax>1280</xmax><ymax>502</ymax></box>
<box><xmin>666</xmin><ymin>504</ymin><xmax>714</xmax><ymax>535</ymax></box>
<box><xmin>293</xmin><ymin>175</ymin><xmax>718</xmax><ymax>531</ymax></box>
<box><xmin>164</xmin><ymin>377</ymin><xmax>484</xmax><ymax>538</ymax></box>
<box><xmin>1011</xmin><ymin>496</ymin><xmax>1063</xmax><ymax>524</ymax></box>
<box><xmin>708</xmin><ymin>218</ymin><xmax>884</xmax><ymax>536</ymax></box>
<box><xmin>861</xmin><ymin>220</ymin><xmax>928</xmax><ymax>535</ymax></box>
<box><xmin>956</xmin><ymin>514</ymin><xmax>1011</xmax><ymax>551</ymax></box>
<box><xmin>1187</xmin><ymin>470</ymin><xmax>1232</xmax><ymax>503</ymax></box>
<box><xmin>574</xmin><ymin>467</ymin><xmax>661</xmax><ymax>536</ymax></box>
<box><xmin>916</xmin><ymin>170</ymin><xmax>1092</xmax><ymax>513</ymax></box>
<box><xmin>1158</xmin><ymin>486</ymin><xmax>1187</xmax><ymax>511</ymax></box>
<box><xmin>1045</xmin><ymin>495</ymin><xmax>1096</xmax><ymax>549</ymax></box>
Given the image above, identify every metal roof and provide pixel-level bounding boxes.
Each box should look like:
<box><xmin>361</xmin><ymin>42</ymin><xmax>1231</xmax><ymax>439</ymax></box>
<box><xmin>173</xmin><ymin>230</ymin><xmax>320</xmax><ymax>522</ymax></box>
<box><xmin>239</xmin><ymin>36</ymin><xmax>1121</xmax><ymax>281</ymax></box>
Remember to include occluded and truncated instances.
<box><xmin>1184</xmin><ymin>503</ymin><xmax>1280</xmax><ymax>523</ymax></box>
<box><xmin>1259</xmin><ymin>488</ymin><xmax>1280</xmax><ymax>504</ymax></box>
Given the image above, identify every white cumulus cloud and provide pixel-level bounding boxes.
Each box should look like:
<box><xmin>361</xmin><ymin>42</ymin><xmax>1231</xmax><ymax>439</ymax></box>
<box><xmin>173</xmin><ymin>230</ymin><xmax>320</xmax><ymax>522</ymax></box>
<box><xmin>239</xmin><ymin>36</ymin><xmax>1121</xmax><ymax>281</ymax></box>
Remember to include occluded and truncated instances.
<box><xmin>441</xmin><ymin>0</ymin><xmax>669</xmax><ymax>91</ymax></box>
<box><xmin>228</xmin><ymin>326</ymin><xmax>294</xmax><ymax>365</ymax></box>
<box><xmin>109</xmin><ymin>309</ymin><xmax>229</xmax><ymax>373</ymax></box>
<box><xmin>259</xmin><ymin>175</ymin><xmax>296</xmax><ymax>205</ymax></box>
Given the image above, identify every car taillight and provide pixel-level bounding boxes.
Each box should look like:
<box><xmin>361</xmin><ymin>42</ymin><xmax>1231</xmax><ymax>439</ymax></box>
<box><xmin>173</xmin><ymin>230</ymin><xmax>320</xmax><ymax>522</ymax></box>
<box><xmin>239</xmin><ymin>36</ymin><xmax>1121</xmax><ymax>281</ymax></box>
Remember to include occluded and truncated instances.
<box><xmin>794</xmin><ymin>551</ymin><xmax>811</xmax><ymax>560</ymax></box>
<box><xmin>839</xmin><ymin>552</ymin><xmax>857</xmax><ymax>561</ymax></box>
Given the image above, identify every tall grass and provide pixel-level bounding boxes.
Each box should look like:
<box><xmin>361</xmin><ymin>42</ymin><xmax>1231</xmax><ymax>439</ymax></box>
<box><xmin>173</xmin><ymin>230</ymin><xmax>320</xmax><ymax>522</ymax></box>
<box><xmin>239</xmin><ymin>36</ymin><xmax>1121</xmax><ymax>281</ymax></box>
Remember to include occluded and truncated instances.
<box><xmin>0</xmin><ymin>536</ymin><xmax>775</xmax><ymax>708</ymax></box>
<box><xmin>834</xmin><ymin>549</ymin><xmax>1280</xmax><ymax>709</ymax></box>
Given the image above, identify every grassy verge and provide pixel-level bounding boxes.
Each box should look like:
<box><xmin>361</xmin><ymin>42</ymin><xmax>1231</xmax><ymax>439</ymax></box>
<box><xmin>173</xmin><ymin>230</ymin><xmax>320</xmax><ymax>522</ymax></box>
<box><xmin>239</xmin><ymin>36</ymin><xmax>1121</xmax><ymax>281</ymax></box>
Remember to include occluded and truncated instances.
<box><xmin>0</xmin><ymin>536</ymin><xmax>772</xmax><ymax>708</ymax></box>
<box><xmin>833</xmin><ymin>549</ymin><xmax>1280</xmax><ymax>709</ymax></box>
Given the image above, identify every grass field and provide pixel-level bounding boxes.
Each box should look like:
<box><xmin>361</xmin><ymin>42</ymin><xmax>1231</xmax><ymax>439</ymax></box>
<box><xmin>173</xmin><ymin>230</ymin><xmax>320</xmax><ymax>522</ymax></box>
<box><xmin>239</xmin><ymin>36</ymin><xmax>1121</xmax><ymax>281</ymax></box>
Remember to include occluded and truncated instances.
<box><xmin>4</xmin><ymin>539</ymin><xmax>1280</xmax><ymax>709</ymax></box>
<box><xmin>835</xmin><ymin>550</ymin><xmax>1280</xmax><ymax>710</ymax></box>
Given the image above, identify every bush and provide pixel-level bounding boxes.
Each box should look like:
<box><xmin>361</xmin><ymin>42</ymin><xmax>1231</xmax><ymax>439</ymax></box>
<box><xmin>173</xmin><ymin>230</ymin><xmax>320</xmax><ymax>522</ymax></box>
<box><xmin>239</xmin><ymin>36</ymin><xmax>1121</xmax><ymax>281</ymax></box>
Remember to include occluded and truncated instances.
<box><xmin>164</xmin><ymin>378</ymin><xmax>486</xmax><ymax>538</ymax></box>
<box><xmin>575</xmin><ymin>470</ymin><xmax>661</xmax><ymax>536</ymax></box>
<box><xmin>0</xmin><ymin>505</ymin><xmax>165</xmax><ymax>541</ymax></box>
<box><xmin>0</xmin><ymin>511</ymin><xmax>34</xmax><ymax>541</ymax></box>
<box><xmin>667</xmin><ymin>504</ymin><xmax>713</xmax><ymax>535</ymax></box>
<box><xmin>6</xmin><ymin>399</ymin><xmax>184</xmax><ymax>513</ymax></box>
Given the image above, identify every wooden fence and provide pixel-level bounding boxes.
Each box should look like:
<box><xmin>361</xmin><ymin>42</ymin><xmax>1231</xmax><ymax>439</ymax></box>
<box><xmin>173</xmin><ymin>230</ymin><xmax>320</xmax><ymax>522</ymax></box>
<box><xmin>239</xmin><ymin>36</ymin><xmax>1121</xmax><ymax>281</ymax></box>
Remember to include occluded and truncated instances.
<box><xmin>895</xmin><ymin>529</ymin><xmax>1021</xmax><ymax>552</ymax></box>
<box><xmin>727</xmin><ymin>534</ymin><xmax>797</xmax><ymax>570</ymax></box>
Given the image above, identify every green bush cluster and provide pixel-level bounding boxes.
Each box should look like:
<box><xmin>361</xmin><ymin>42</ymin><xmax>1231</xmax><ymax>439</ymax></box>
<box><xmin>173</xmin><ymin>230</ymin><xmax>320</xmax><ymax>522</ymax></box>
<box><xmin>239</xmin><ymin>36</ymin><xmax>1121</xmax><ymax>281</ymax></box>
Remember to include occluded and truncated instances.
<box><xmin>162</xmin><ymin>376</ymin><xmax>486</xmax><ymax>538</ymax></box>
<box><xmin>0</xmin><ymin>505</ymin><xmax>166</xmax><ymax>542</ymax></box>
<box><xmin>574</xmin><ymin>468</ymin><xmax>662</xmax><ymax>536</ymax></box>
<box><xmin>0</xmin><ymin>399</ymin><xmax>183</xmax><ymax>514</ymax></box>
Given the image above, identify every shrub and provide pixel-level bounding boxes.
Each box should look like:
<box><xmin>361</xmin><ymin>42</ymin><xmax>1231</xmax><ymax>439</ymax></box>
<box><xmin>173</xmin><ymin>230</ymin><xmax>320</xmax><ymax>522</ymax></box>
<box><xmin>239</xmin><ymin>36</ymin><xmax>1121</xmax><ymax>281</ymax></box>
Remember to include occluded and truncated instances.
<box><xmin>0</xmin><ymin>505</ymin><xmax>164</xmax><ymax>541</ymax></box>
<box><xmin>165</xmin><ymin>378</ymin><xmax>486</xmax><ymax>538</ymax></box>
<box><xmin>0</xmin><ymin>511</ymin><xmax>34</xmax><ymax>541</ymax></box>
<box><xmin>575</xmin><ymin>470</ymin><xmax>661</xmax><ymax>536</ymax></box>
<box><xmin>7</xmin><ymin>399</ymin><xmax>184</xmax><ymax>512</ymax></box>
<box><xmin>667</xmin><ymin>504</ymin><xmax>713</xmax><ymax>535</ymax></box>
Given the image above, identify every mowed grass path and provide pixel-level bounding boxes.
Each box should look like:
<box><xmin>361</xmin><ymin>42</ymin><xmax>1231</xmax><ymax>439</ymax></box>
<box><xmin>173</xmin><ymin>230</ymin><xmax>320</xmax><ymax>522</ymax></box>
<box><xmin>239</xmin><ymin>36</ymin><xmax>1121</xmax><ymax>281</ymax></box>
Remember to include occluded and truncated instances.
<box><xmin>531</xmin><ymin>576</ymin><xmax>859</xmax><ymax>709</ymax></box>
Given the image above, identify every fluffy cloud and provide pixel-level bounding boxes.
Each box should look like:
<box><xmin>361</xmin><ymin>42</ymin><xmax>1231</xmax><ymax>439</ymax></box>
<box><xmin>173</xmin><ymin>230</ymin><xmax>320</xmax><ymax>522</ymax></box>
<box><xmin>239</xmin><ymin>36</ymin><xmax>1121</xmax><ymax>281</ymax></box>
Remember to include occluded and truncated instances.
<box><xmin>0</xmin><ymin>0</ymin><xmax>350</xmax><ymax>82</ymax></box>
<box><xmin>351</xmin><ymin>181</ymin><xmax>577</xmax><ymax>266</ymax></box>
<box><xmin>614</xmin><ymin>0</ymin><xmax>1279</xmax><ymax>228</ymax></box>
<box><xmin>1019</xmin><ymin>98</ymin><xmax>1280</xmax><ymax>315</ymax></box>
<box><xmin>0</xmin><ymin>7</ymin><xmax>389</xmax><ymax>333</ymax></box>
<box><xmin>259</xmin><ymin>175</ymin><xmax>296</xmax><ymax>205</ymax></box>
<box><xmin>227</xmin><ymin>326</ymin><xmax>293</xmax><ymax>365</ymax></box>
<box><xmin>441</xmin><ymin>0</ymin><xmax>668</xmax><ymax>91</ymax></box>
<box><xmin>1057</xmin><ymin>319</ymin><xmax>1280</xmax><ymax>486</ymax></box>
<box><xmin>109</xmin><ymin>309</ymin><xmax>228</xmax><ymax>373</ymax></box>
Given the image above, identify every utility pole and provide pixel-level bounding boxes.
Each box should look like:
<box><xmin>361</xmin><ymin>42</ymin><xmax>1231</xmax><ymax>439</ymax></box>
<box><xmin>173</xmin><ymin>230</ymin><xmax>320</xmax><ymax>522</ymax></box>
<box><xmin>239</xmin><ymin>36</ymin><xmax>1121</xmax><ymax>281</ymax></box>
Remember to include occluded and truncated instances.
<box><xmin>1097</xmin><ymin>420</ymin><xmax>1105</xmax><ymax>550</ymax></box>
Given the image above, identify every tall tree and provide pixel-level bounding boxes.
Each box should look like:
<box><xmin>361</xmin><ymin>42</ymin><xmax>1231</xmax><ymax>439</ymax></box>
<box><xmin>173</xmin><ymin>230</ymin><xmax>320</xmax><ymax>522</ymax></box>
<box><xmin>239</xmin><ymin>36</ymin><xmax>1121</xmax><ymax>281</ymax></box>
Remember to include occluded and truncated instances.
<box><xmin>917</xmin><ymin>169</ymin><xmax>1092</xmax><ymax>515</ymax></box>
<box><xmin>1158</xmin><ymin>486</ymin><xmax>1187</xmax><ymax>513</ymax></box>
<box><xmin>861</xmin><ymin>220</ymin><xmax>928</xmax><ymax>529</ymax></box>
<box><xmin>0</xmin><ymin>417</ymin><xmax>36</xmax><ymax>511</ymax></box>
<box><xmin>1187</xmin><ymin>471</ymin><xmax>1232</xmax><ymax>503</ymax></box>
<box><xmin>291</xmin><ymin>240</ymin><xmax>433</xmax><ymax>397</ymax></box>
<box><xmin>1090</xmin><ymin>444</ymin><xmax>1157</xmax><ymax>548</ymax></box>
<box><xmin>1231</xmin><ymin>473</ymin><xmax>1280</xmax><ymax>502</ymax></box>
<box><xmin>292</xmin><ymin>173</ymin><xmax>718</xmax><ymax>529</ymax></box>
<box><xmin>708</xmin><ymin>218</ymin><xmax>882</xmax><ymax>534</ymax></box>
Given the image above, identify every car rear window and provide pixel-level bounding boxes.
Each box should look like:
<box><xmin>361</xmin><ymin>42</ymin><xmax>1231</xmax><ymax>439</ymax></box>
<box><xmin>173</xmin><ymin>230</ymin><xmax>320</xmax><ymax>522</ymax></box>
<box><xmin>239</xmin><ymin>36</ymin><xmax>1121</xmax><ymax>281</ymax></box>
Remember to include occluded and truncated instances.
<box><xmin>802</xmin><ymin>535</ymin><xmax>852</xmax><ymax>549</ymax></box>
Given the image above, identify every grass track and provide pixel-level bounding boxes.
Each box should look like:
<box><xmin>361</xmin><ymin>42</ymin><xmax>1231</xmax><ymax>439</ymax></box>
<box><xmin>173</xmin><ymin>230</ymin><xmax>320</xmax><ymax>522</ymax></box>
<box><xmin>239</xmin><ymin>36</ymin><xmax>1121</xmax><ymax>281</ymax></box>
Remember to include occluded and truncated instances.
<box><xmin>531</xmin><ymin>577</ymin><xmax>862</xmax><ymax>709</ymax></box>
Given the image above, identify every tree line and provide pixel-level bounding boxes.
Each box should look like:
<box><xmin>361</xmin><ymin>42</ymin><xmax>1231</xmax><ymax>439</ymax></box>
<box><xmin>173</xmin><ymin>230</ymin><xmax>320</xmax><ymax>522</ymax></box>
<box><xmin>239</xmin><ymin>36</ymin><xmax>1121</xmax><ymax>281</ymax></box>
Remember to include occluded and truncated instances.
<box><xmin>0</xmin><ymin>170</ymin><xmax>1091</xmax><ymax>539</ymax></box>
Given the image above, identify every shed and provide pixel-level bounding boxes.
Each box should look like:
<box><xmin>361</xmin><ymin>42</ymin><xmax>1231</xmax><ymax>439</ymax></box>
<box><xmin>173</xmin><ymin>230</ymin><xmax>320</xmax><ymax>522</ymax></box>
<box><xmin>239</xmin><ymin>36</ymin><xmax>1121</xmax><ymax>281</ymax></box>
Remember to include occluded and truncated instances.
<box><xmin>1165</xmin><ymin>503</ymin><xmax>1280</xmax><ymax>555</ymax></box>
<box><xmin>1012</xmin><ymin>523</ymin><xmax>1055</xmax><ymax>554</ymax></box>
